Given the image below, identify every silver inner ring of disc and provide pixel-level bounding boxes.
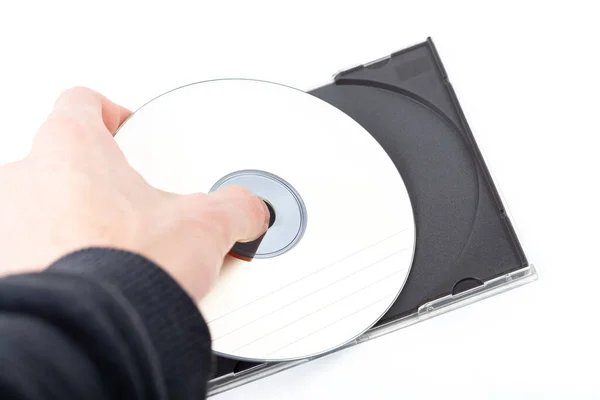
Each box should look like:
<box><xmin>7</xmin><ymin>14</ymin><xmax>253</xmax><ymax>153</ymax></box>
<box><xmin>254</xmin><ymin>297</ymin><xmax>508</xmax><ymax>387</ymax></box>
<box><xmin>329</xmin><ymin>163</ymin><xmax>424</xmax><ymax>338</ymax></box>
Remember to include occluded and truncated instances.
<box><xmin>209</xmin><ymin>170</ymin><xmax>307</xmax><ymax>258</ymax></box>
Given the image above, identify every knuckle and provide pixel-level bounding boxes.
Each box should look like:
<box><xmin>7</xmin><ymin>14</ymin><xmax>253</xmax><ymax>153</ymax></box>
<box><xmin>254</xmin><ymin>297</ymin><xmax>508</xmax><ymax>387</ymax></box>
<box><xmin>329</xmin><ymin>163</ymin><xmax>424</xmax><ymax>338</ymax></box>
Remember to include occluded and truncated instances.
<box><xmin>56</xmin><ymin>86</ymin><xmax>96</xmax><ymax>104</ymax></box>
<box><xmin>54</xmin><ymin>87</ymin><xmax>103</xmax><ymax>119</ymax></box>
<box><xmin>38</xmin><ymin>88</ymin><xmax>107</xmax><ymax>145</ymax></box>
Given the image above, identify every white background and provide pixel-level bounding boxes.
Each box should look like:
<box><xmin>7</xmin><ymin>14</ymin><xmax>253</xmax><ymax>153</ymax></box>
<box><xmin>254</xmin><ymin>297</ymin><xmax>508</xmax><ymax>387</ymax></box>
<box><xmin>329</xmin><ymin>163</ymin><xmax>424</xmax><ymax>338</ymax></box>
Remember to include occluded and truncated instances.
<box><xmin>0</xmin><ymin>1</ymin><xmax>598</xmax><ymax>399</ymax></box>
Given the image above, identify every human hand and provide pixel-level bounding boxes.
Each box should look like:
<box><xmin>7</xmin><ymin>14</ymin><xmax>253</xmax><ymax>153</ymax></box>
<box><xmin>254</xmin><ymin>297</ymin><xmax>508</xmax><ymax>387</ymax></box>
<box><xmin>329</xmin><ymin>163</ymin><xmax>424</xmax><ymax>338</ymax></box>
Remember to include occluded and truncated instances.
<box><xmin>0</xmin><ymin>87</ymin><xmax>269</xmax><ymax>301</ymax></box>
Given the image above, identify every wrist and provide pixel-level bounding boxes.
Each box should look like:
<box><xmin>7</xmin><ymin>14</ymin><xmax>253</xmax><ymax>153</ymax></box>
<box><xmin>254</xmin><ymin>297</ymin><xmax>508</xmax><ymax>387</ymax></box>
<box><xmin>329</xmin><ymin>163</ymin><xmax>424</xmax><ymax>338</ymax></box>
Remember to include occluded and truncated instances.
<box><xmin>46</xmin><ymin>247</ymin><xmax>213</xmax><ymax>397</ymax></box>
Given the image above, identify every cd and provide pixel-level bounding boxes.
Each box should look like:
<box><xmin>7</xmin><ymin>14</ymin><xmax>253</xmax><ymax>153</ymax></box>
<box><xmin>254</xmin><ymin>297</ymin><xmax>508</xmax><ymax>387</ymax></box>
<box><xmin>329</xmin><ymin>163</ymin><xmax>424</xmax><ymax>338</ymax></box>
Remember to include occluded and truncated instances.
<box><xmin>114</xmin><ymin>79</ymin><xmax>416</xmax><ymax>361</ymax></box>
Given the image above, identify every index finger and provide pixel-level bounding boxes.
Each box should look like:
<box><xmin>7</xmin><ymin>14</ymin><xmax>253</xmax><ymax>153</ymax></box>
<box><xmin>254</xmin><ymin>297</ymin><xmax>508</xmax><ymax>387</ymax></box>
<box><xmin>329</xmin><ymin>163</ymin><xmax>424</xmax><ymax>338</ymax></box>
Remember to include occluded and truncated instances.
<box><xmin>51</xmin><ymin>86</ymin><xmax>132</xmax><ymax>135</ymax></box>
<box><xmin>32</xmin><ymin>87</ymin><xmax>132</xmax><ymax>154</ymax></box>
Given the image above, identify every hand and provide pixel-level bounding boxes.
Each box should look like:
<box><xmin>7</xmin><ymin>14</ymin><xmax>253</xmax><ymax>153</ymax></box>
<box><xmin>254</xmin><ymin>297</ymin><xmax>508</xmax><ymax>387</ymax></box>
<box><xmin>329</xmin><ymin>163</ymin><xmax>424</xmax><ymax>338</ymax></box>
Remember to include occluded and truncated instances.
<box><xmin>0</xmin><ymin>87</ymin><xmax>269</xmax><ymax>301</ymax></box>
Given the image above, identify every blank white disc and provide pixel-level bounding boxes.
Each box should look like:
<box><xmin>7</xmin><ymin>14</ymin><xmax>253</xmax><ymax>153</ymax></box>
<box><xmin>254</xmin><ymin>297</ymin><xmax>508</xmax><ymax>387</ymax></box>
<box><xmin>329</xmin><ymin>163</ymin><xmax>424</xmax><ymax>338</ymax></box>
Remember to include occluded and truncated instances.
<box><xmin>115</xmin><ymin>79</ymin><xmax>415</xmax><ymax>362</ymax></box>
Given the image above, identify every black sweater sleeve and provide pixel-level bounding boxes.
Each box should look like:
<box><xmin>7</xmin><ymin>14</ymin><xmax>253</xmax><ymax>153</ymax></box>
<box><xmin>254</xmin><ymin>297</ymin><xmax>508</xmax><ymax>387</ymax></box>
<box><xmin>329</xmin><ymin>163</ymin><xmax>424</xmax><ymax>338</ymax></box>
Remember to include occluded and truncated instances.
<box><xmin>0</xmin><ymin>248</ymin><xmax>213</xmax><ymax>399</ymax></box>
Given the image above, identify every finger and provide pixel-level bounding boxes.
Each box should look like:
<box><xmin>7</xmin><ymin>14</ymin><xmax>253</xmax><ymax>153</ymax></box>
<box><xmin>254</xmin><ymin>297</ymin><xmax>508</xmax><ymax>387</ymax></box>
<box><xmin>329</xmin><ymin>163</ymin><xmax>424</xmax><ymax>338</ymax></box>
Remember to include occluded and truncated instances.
<box><xmin>207</xmin><ymin>186</ymin><xmax>270</xmax><ymax>245</ymax></box>
<box><xmin>51</xmin><ymin>86</ymin><xmax>132</xmax><ymax>135</ymax></box>
<box><xmin>32</xmin><ymin>87</ymin><xmax>132</xmax><ymax>154</ymax></box>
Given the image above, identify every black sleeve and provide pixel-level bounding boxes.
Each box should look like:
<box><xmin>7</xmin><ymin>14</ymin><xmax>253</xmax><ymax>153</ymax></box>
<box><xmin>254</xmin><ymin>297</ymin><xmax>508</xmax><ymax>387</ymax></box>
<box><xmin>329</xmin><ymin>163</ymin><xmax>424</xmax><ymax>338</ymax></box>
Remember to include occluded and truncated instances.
<box><xmin>0</xmin><ymin>248</ymin><xmax>213</xmax><ymax>400</ymax></box>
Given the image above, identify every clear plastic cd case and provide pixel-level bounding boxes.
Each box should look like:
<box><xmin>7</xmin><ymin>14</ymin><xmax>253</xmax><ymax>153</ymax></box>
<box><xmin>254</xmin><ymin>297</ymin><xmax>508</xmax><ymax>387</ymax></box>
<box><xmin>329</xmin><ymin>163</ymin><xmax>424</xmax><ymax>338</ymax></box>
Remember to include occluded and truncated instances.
<box><xmin>208</xmin><ymin>38</ymin><xmax>538</xmax><ymax>396</ymax></box>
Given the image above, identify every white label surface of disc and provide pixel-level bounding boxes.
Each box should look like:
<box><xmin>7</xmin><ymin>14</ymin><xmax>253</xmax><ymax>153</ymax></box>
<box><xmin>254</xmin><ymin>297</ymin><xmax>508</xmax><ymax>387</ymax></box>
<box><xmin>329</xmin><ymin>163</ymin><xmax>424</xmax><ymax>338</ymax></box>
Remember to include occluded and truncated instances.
<box><xmin>115</xmin><ymin>80</ymin><xmax>416</xmax><ymax>361</ymax></box>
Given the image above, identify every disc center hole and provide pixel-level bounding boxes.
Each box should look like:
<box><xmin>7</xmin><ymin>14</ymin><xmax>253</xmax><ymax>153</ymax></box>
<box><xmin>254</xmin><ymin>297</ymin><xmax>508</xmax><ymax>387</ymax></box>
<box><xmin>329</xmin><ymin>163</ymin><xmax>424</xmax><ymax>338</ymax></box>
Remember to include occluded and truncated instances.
<box><xmin>263</xmin><ymin>199</ymin><xmax>276</xmax><ymax>228</ymax></box>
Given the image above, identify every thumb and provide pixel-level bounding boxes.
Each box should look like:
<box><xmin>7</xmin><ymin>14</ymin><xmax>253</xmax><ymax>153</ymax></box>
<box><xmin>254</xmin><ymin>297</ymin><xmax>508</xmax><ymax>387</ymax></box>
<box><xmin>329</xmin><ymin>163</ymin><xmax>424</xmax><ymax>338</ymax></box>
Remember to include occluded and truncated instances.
<box><xmin>206</xmin><ymin>185</ymin><xmax>270</xmax><ymax>247</ymax></box>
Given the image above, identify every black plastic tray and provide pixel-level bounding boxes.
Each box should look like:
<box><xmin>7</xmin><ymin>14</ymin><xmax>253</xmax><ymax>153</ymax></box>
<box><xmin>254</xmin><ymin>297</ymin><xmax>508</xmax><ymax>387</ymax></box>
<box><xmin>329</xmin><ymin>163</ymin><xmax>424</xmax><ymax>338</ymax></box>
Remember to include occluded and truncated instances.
<box><xmin>212</xmin><ymin>37</ymin><xmax>528</xmax><ymax>379</ymax></box>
